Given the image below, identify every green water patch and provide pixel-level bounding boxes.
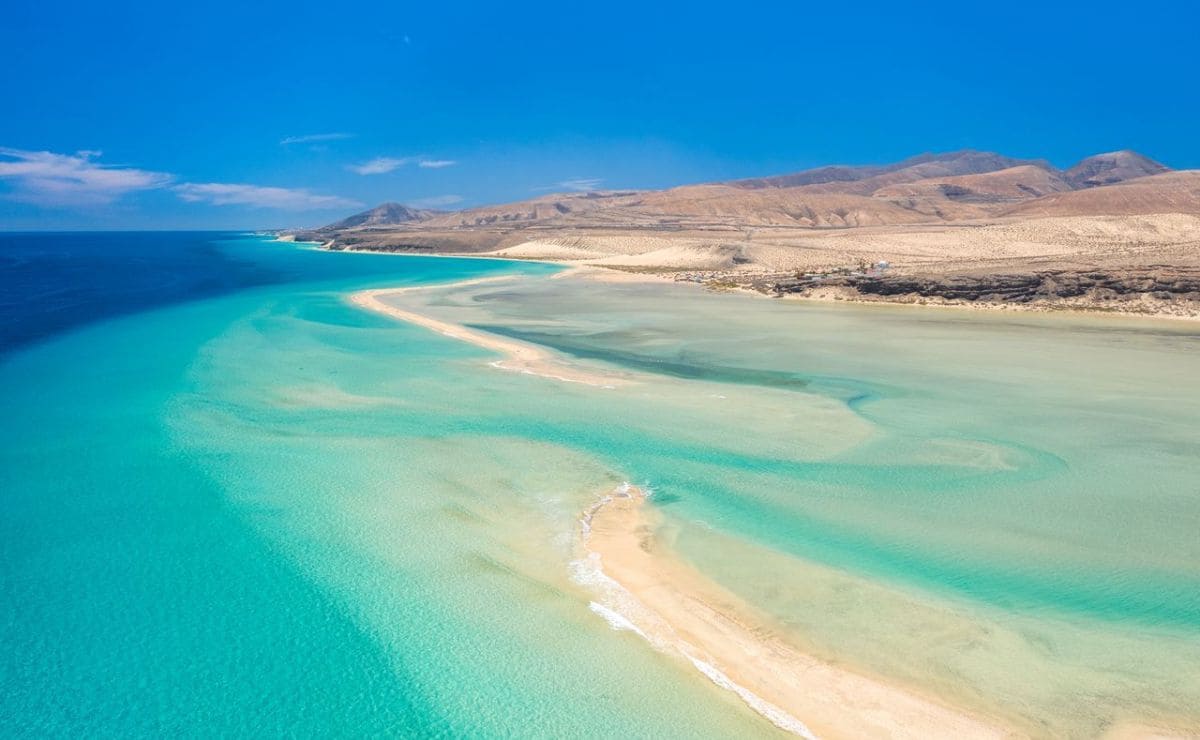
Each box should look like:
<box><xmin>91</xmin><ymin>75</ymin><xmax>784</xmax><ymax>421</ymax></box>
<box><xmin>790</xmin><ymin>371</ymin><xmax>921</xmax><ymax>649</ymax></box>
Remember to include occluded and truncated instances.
<box><xmin>471</xmin><ymin>324</ymin><xmax>890</xmax><ymax>407</ymax></box>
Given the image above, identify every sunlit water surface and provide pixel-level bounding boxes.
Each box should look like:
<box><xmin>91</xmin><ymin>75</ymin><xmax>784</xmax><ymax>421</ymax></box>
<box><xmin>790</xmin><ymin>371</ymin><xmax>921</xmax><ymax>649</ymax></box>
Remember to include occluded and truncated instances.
<box><xmin>3</xmin><ymin>234</ymin><xmax>1198</xmax><ymax>737</ymax></box>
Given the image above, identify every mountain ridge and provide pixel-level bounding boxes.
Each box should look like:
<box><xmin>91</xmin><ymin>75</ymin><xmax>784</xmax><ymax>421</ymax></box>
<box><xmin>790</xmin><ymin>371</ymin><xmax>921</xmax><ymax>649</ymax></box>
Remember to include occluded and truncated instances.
<box><xmin>318</xmin><ymin>149</ymin><xmax>1180</xmax><ymax>232</ymax></box>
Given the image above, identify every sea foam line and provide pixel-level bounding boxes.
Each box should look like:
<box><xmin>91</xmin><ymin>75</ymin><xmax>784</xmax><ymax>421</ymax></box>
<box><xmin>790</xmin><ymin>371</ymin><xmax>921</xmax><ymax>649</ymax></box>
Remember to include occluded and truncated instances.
<box><xmin>571</xmin><ymin>483</ymin><xmax>818</xmax><ymax>737</ymax></box>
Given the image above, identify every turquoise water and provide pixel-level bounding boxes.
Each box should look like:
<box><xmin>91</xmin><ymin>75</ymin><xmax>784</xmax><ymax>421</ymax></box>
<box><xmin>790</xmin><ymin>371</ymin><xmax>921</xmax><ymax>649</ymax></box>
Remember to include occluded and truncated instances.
<box><xmin>3</xmin><ymin>234</ymin><xmax>1200</xmax><ymax>737</ymax></box>
<box><xmin>0</xmin><ymin>236</ymin><xmax>767</xmax><ymax>737</ymax></box>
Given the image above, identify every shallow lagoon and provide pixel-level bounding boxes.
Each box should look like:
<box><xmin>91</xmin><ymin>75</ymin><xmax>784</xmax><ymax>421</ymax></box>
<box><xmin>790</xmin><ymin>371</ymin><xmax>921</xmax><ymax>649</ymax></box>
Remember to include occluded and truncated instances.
<box><xmin>3</xmin><ymin>235</ymin><xmax>1199</xmax><ymax>736</ymax></box>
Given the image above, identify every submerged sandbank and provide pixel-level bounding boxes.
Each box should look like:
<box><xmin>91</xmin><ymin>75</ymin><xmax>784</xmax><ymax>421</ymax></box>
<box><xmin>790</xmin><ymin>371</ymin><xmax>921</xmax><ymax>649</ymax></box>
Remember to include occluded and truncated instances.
<box><xmin>350</xmin><ymin>278</ymin><xmax>628</xmax><ymax>387</ymax></box>
<box><xmin>349</xmin><ymin>271</ymin><xmax>1200</xmax><ymax>738</ymax></box>
<box><xmin>353</xmin><ymin>274</ymin><xmax>1018</xmax><ymax>736</ymax></box>
<box><xmin>576</xmin><ymin>484</ymin><xmax>1013</xmax><ymax>739</ymax></box>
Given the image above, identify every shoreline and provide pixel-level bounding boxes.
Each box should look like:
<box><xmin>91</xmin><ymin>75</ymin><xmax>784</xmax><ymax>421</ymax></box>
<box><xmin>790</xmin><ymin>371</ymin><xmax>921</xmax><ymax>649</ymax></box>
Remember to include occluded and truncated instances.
<box><xmin>327</xmin><ymin>245</ymin><xmax>1200</xmax><ymax>323</ymax></box>
<box><xmin>568</xmin><ymin>265</ymin><xmax>1200</xmax><ymax>322</ymax></box>
<box><xmin>349</xmin><ymin>279</ymin><xmax>628</xmax><ymax>387</ymax></box>
<box><xmin>575</xmin><ymin>484</ymin><xmax>1014</xmax><ymax>739</ymax></box>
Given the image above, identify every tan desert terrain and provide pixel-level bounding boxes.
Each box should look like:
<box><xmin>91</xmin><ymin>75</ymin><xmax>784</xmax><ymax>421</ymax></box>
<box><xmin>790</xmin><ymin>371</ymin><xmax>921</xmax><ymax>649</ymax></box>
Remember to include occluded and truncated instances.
<box><xmin>293</xmin><ymin>149</ymin><xmax>1200</xmax><ymax>317</ymax></box>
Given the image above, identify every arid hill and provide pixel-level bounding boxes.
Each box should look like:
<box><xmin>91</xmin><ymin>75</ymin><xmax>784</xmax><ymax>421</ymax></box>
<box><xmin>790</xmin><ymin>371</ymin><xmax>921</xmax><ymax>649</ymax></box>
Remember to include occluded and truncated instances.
<box><xmin>416</xmin><ymin>190</ymin><xmax>643</xmax><ymax>229</ymax></box>
<box><xmin>322</xmin><ymin>202</ymin><xmax>442</xmax><ymax>230</ymax></box>
<box><xmin>311</xmin><ymin>149</ymin><xmax>1182</xmax><ymax>238</ymax></box>
<box><xmin>871</xmin><ymin>165</ymin><xmax>1074</xmax><ymax>220</ymax></box>
<box><xmin>725</xmin><ymin>150</ymin><xmax>1049</xmax><ymax>190</ymax></box>
<box><xmin>1003</xmin><ymin>170</ymin><xmax>1200</xmax><ymax>218</ymax></box>
<box><xmin>1063</xmin><ymin>150</ymin><xmax>1170</xmax><ymax>189</ymax></box>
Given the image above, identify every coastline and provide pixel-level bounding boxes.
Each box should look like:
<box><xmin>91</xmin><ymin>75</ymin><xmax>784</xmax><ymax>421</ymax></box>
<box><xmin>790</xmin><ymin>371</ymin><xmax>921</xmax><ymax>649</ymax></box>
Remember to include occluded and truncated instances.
<box><xmin>328</xmin><ymin>245</ymin><xmax>1200</xmax><ymax>322</ymax></box>
<box><xmin>568</xmin><ymin>265</ymin><xmax>1200</xmax><ymax>322</ymax></box>
<box><xmin>575</xmin><ymin>484</ymin><xmax>1014</xmax><ymax>739</ymax></box>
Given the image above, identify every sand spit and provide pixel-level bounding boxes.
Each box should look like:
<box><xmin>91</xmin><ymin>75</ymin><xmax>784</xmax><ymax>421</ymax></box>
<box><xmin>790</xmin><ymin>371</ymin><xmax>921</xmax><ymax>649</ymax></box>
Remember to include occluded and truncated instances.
<box><xmin>575</xmin><ymin>484</ymin><xmax>1013</xmax><ymax>739</ymax></box>
<box><xmin>350</xmin><ymin>279</ymin><xmax>627</xmax><ymax>387</ymax></box>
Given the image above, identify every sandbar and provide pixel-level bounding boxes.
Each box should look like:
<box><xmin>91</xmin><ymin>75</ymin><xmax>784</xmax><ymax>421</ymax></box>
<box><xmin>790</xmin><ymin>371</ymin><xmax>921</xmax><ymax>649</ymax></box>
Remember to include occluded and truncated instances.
<box><xmin>576</xmin><ymin>484</ymin><xmax>1015</xmax><ymax>739</ymax></box>
<box><xmin>350</xmin><ymin>278</ymin><xmax>627</xmax><ymax>387</ymax></box>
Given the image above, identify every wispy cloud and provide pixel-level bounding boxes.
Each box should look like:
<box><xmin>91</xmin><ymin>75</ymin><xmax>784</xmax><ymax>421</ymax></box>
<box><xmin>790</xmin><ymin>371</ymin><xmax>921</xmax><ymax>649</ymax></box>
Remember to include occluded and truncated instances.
<box><xmin>533</xmin><ymin>177</ymin><xmax>605</xmax><ymax>193</ymax></box>
<box><xmin>174</xmin><ymin>182</ymin><xmax>361</xmax><ymax>210</ymax></box>
<box><xmin>280</xmin><ymin>132</ymin><xmax>354</xmax><ymax>146</ymax></box>
<box><xmin>349</xmin><ymin>156</ymin><xmax>458</xmax><ymax>174</ymax></box>
<box><xmin>408</xmin><ymin>194</ymin><xmax>462</xmax><ymax>209</ymax></box>
<box><xmin>0</xmin><ymin>147</ymin><xmax>172</xmax><ymax>206</ymax></box>
<box><xmin>347</xmin><ymin>157</ymin><xmax>411</xmax><ymax>175</ymax></box>
<box><xmin>557</xmin><ymin>178</ymin><xmax>603</xmax><ymax>192</ymax></box>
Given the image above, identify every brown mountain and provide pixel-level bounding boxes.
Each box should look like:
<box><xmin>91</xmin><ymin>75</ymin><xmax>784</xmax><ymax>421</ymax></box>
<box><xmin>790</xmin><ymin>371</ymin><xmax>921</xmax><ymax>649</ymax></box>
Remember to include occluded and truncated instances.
<box><xmin>1003</xmin><ymin>170</ymin><xmax>1200</xmax><ymax>218</ymax></box>
<box><xmin>417</xmin><ymin>191</ymin><xmax>642</xmax><ymax>229</ymax></box>
<box><xmin>1063</xmin><ymin>150</ymin><xmax>1170</xmax><ymax>189</ymax></box>
<box><xmin>622</xmin><ymin>184</ymin><xmax>932</xmax><ymax>227</ymax></box>
<box><xmin>874</xmin><ymin>165</ymin><xmax>1071</xmax><ymax>202</ymax></box>
<box><xmin>321</xmin><ymin>202</ymin><xmax>440</xmax><ymax>231</ymax></box>
<box><xmin>315</xmin><ymin>149</ymin><xmax>1190</xmax><ymax>236</ymax></box>
<box><xmin>727</xmin><ymin>150</ymin><xmax>1051</xmax><ymax>190</ymax></box>
<box><xmin>871</xmin><ymin>165</ymin><xmax>1074</xmax><ymax>219</ymax></box>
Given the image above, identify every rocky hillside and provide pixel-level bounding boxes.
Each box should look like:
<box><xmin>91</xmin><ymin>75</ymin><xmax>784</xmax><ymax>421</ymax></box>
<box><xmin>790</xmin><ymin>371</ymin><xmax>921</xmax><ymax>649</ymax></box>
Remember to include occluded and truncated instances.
<box><xmin>725</xmin><ymin>150</ymin><xmax>1050</xmax><ymax>190</ymax></box>
<box><xmin>1063</xmin><ymin>151</ymin><xmax>1171</xmax><ymax>189</ymax></box>
<box><xmin>1003</xmin><ymin>171</ymin><xmax>1200</xmax><ymax>218</ymax></box>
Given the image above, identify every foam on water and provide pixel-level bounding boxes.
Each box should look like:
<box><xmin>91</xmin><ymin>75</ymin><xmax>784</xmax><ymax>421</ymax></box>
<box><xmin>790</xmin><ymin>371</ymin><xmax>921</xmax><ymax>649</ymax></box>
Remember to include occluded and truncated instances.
<box><xmin>587</xmin><ymin>602</ymin><xmax>650</xmax><ymax>640</ymax></box>
<box><xmin>684</xmin><ymin>653</ymin><xmax>819</xmax><ymax>740</ymax></box>
<box><xmin>572</xmin><ymin>484</ymin><xmax>818</xmax><ymax>736</ymax></box>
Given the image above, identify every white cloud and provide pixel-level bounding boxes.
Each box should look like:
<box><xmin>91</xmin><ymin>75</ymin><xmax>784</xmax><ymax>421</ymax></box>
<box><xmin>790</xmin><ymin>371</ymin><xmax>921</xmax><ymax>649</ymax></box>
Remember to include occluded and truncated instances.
<box><xmin>558</xmin><ymin>177</ymin><xmax>603</xmax><ymax>192</ymax></box>
<box><xmin>174</xmin><ymin>182</ymin><xmax>361</xmax><ymax>210</ymax></box>
<box><xmin>0</xmin><ymin>147</ymin><xmax>172</xmax><ymax>206</ymax></box>
<box><xmin>408</xmin><ymin>194</ymin><xmax>462</xmax><ymax>209</ymax></box>
<box><xmin>348</xmin><ymin>157</ymin><xmax>411</xmax><ymax>175</ymax></box>
<box><xmin>280</xmin><ymin>132</ymin><xmax>354</xmax><ymax>146</ymax></box>
<box><xmin>349</xmin><ymin>156</ymin><xmax>458</xmax><ymax>174</ymax></box>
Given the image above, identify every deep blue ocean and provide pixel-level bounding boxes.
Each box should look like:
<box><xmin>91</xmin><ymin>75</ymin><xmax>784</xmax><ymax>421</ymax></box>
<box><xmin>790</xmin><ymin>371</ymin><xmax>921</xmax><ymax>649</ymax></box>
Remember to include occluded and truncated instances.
<box><xmin>0</xmin><ymin>232</ymin><xmax>281</xmax><ymax>355</ymax></box>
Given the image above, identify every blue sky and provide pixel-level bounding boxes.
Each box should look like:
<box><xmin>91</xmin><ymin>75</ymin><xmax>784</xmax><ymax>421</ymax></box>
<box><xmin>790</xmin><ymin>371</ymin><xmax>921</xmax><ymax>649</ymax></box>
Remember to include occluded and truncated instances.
<box><xmin>2</xmin><ymin>0</ymin><xmax>1196</xmax><ymax>229</ymax></box>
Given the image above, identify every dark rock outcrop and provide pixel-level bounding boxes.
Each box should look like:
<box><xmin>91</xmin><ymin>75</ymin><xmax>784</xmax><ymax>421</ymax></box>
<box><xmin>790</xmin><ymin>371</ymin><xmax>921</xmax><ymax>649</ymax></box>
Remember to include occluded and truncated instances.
<box><xmin>774</xmin><ymin>269</ymin><xmax>1200</xmax><ymax>304</ymax></box>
